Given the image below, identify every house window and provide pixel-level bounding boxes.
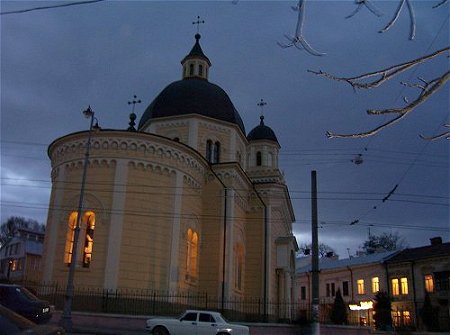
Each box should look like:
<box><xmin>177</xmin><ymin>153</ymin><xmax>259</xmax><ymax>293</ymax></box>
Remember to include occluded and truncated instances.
<box><xmin>301</xmin><ymin>286</ymin><xmax>306</xmax><ymax>300</ymax></box>
<box><xmin>434</xmin><ymin>271</ymin><xmax>450</xmax><ymax>291</ymax></box>
<box><xmin>392</xmin><ymin>278</ymin><xmax>400</xmax><ymax>296</ymax></box>
<box><xmin>357</xmin><ymin>279</ymin><xmax>365</xmax><ymax>295</ymax></box>
<box><xmin>400</xmin><ymin>277</ymin><xmax>408</xmax><ymax>295</ymax></box>
<box><xmin>64</xmin><ymin>211</ymin><xmax>96</xmax><ymax>267</ymax></box>
<box><xmin>326</xmin><ymin>283</ymin><xmax>336</xmax><ymax>297</ymax></box>
<box><xmin>424</xmin><ymin>274</ymin><xmax>434</xmax><ymax>293</ymax></box>
<box><xmin>342</xmin><ymin>281</ymin><xmax>349</xmax><ymax>296</ymax></box>
<box><xmin>372</xmin><ymin>277</ymin><xmax>380</xmax><ymax>293</ymax></box>
<box><xmin>234</xmin><ymin>243</ymin><xmax>244</xmax><ymax>290</ymax></box>
<box><xmin>186</xmin><ymin>228</ymin><xmax>199</xmax><ymax>281</ymax></box>
<box><xmin>256</xmin><ymin>151</ymin><xmax>262</xmax><ymax>166</ymax></box>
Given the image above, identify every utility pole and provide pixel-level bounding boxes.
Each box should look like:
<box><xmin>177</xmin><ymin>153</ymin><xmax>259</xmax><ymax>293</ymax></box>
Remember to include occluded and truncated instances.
<box><xmin>311</xmin><ymin>170</ymin><xmax>320</xmax><ymax>335</ymax></box>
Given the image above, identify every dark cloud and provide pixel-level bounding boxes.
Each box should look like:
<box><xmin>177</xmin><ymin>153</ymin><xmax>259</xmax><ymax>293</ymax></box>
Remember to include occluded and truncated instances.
<box><xmin>1</xmin><ymin>1</ymin><xmax>448</xmax><ymax>257</ymax></box>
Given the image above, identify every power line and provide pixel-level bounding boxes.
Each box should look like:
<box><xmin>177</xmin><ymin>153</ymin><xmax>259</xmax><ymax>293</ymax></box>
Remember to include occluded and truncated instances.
<box><xmin>0</xmin><ymin>0</ymin><xmax>105</xmax><ymax>16</ymax></box>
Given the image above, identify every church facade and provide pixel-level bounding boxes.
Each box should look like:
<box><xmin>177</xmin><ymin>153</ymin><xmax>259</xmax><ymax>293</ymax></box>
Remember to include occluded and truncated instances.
<box><xmin>42</xmin><ymin>34</ymin><xmax>298</xmax><ymax>314</ymax></box>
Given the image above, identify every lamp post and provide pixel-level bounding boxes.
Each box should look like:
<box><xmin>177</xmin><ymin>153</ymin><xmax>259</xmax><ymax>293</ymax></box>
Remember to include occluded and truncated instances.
<box><xmin>59</xmin><ymin>106</ymin><xmax>97</xmax><ymax>331</ymax></box>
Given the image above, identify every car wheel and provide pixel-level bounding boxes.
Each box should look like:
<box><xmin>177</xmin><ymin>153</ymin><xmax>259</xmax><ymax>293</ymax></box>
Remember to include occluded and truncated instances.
<box><xmin>152</xmin><ymin>326</ymin><xmax>169</xmax><ymax>335</ymax></box>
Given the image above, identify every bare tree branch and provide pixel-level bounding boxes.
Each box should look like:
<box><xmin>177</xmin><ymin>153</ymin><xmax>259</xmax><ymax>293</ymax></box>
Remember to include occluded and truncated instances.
<box><xmin>379</xmin><ymin>0</ymin><xmax>416</xmax><ymax>40</ymax></box>
<box><xmin>325</xmin><ymin>71</ymin><xmax>450</xmax><ymax>138</ymax></box>
<box><xmin>433</xmin><ymin>0</ymin><xmax>449</xmax><ymax>9</ymax></box>
<box><xmin>345</xmin><ymin>0</ymin><xmax>383</xmax><ymax>19</ymax></box>
<box><xmin>278</xmin><ymin>0</ymin><xmax>326</xmax><ymax>56</ymax></box>
<box><xmin>308</xmin><ymin>46</ymin><xmax>450</xmax><ymax>90</ymax></box>
<box><xmin>420</xmin><ymin>124</ymin><xmax>450</xmax><ymax>140</ymax></box>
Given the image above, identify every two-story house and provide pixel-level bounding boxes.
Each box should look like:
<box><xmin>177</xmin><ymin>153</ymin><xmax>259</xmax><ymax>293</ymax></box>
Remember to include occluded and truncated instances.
<box><xmin>385</xmin><ymin>237</ymin><xmax>450</xmax><ymax>331</ymax></box>
<box><xmin>0</xmin><ymin>228</ymin><xmax>45</xmax><ymax>283</ymax></box>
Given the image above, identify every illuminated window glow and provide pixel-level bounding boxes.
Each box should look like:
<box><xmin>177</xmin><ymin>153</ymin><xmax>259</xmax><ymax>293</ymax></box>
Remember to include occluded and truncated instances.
<box><xmin>357</xmin><ymin>279</ymin><xmax>365</xmax><ymax>295</ymax></box>
<box><xmin>392</xmin><ymin>278</ymin><xmax>400</xmax><ymax>296</ymax></box>
<box><xmin>425</xmin><ymin>275</ymin><xmax>434</xmax><ymax>293</ymax></box>
<box><xmin>400</xmin><ymin>277</ymin><xmax>408</xmax><ymax>295</ymax></box>
<box><xmin>64</xmin><ymin>211</ymin><xmax>96</xmax><ymax>267</ymax></box>
<box><xmin>186</xmin><ymin>229</ymin><xmax>199</xmax><ymax>281</ymax></box>
<box><xmin>372</xmin><ymin>277</ymin><xmax>380</xmax><ymax>293</ymax></box>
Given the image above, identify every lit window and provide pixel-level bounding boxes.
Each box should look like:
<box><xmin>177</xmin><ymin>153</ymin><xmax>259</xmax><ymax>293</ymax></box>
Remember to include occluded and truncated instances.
<box><xmin>83</xmin><ymin>213</ymin><xmax>95</xmax><ymax>268</ymax></box>
<box><xmin>400</xmin><ymin>277</ymin><xmax>408</xmax><ymax>295</ymax></box>
<box><xmin>64</xmin><ymin>211</ymin><xmax>96</xmax><ymax>267</ymax></box>
<box><xmin>403</xmin><ymin>311</ymin><xmax>411</xmax><ymax>325</ymax></box>
<box><xmin>64</xmin><ymin>212</ymin><xmax>78</xmax><ymax>264</ymax></box>
<box><xmin>392</xmin><ymin>310</ymin><xmax>401</xmax><ymax>326</ymax></box>
<box><xmin>392</xmin><ymin>278</ymin><xmax>400</xmax><ymax>296</ymax></box>
<box><xmin>357</xmin><ymin>279</ymin><xmax>365</xmax><ymax>295</ymax></box>
<box><xmin>424</xmin><ymin>275</ymin><xmax>434</xmax><ymax>293</ymax></box>
<box><xmin>234</xmin><ymin>243</ymin><xmax>244</xmax><ymax>290</ymax></box>
<box><xmin>186</xmin><ymin>229</ymin><xmax>199</xmax><ymax>281</ymax></box>
<box><xmin>372</xmin><ymin>277</ymin><xmax>380</xmax><ymax>293</ymax></box>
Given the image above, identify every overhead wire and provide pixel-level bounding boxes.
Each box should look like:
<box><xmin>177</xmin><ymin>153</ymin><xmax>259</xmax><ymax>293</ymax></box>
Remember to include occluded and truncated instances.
<box><xmin>0</xmin><ymin>0</ymin><xmax>106</xmax><ymax>16</ymax></box>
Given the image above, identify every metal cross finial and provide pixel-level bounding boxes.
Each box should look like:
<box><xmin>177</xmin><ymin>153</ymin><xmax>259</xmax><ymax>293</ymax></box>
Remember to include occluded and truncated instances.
<box><xmin>257</xmin><ymin>98</ymin><xmax>267</xmax><ymax>116</ymax></box>
<box><xmin>128</xmin><ymin>95</ymin><xmax>141</xmax><ymax>114</ymax></box>
<box><xmin>192</xmin><ymin>16</ymin><xmax>205</xmax><ymax>34</ymax></box>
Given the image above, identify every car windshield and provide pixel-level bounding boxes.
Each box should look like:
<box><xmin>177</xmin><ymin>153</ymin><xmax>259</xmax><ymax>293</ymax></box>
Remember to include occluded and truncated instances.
<box><xmin>214</xmin><ymin>313</ymin><xmax>227</xmax><ymax>323</ymax></box>
<box><xmin>15</xmin><ymin>287</ymin><xmax>39</xmax><ymax>301</ymax></box>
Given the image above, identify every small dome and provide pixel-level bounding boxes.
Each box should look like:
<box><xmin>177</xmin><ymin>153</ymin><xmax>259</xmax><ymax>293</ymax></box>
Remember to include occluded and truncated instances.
<box><xmin>138</xmin><ymin>78</ymin><xmax>246</xmax><ymax>134</ymax></box>
<box><xmin>247</xmin><ymin>116</ymin><xmax>278</xmax><ymax>143</ymax></box>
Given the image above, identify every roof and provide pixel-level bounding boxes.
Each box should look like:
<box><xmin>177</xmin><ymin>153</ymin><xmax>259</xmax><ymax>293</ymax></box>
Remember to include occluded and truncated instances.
<box><xmin>247</xmin><ymin>116</ymin><xmax>278</xmax><ymax>143</ymax></box>
<box><xmin>181</xmin><ymin>34</ymin><xmax>211</xmax><ymax>66</ymax></box>
<box><xmin>385</xmin><ymin>242</ymin><xmax>450</xmax><ymax>263</ymax></box>
<box><xmin>138</xmin><ymin>78</ymin><xmax>246</xmax><ymax>134</ymax></box>
<box><xmin>296</xmin><ymin>250</ymin><xmax>399</xmax><ymax>273</ymax></box>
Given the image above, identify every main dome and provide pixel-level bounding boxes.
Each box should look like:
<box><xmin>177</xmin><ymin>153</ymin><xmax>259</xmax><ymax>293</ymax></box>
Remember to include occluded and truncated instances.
<box><xmin>138</xmin><ymin>78</ymin><xmax>246</xmax><ymax>134</ymax></box>
<box><xmin>138</xmin><ymin>34</ymin><xmax>245</xmax><ymax>134</ymax></box>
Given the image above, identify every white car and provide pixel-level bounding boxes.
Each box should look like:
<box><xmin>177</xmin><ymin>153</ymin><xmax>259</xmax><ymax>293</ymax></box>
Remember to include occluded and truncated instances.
<box><xmin>146</xmin><ymin>309</ymin><xmax>249</xmax><ymax>335</ymax></box>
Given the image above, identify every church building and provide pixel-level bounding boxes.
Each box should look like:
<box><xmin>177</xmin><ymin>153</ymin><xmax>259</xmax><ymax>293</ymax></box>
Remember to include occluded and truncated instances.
<box><xmin>42</xmin><ymin>33</ymin><xmax>298</xmax><ymax>315</ymax></box>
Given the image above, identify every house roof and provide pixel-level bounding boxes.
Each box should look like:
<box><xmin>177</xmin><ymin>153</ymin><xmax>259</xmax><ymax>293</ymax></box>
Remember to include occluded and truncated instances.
<box><xmin>385</xmin><ymin>242</ymin><xmax>450</xmax><ymax>263</ymax></box>
<box><xmin>296</xmin><ymin>250</ymin><xmax>399</xmax><ymax>273</ymax></box>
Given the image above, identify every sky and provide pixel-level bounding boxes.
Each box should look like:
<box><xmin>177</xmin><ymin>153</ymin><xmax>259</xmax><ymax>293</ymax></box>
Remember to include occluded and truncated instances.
<box><xmin>1</xmin><ymin>0</ymin><xmax>449</xmax><ymax>258</ymax></box>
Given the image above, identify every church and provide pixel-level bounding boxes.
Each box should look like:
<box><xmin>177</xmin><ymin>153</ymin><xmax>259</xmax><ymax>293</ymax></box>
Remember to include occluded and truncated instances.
<box><xmin>42</xmin><ymin>32</ymin><xmax>298</xmax><ymax>314</ymax></box>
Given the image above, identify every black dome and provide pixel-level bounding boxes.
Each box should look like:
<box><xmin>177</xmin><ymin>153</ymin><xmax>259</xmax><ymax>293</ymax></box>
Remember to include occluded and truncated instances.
<box><xmin>247</xmin><ymin>116</ymin><xmax>278</xmax><ymax>143</ymax></box>
<box><xmin>138</xmin><ymin>78</ymin><xmax>245</xmax><ymax>134</ymax></box>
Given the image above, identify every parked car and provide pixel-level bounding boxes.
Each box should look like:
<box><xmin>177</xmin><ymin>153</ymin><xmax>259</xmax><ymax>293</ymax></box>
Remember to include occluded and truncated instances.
<box><xmin>0</xmin><ymin>284</ymin><xmax>52</xmax><ymax>324</ymax></box>
<box><xmin>0</xmin><ymin>304</ymin><xmax>64</xmax><ymax>335</ymax></box>
<box><xmin>146</xmin><ymin>310</ymin><xmax>249</xmax><ymax>335</ymax></box>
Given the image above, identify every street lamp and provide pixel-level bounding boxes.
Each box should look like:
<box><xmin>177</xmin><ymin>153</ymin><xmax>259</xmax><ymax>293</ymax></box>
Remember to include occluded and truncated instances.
<box><xmin>59</xmin><ymin>106</ymin><xmax>97</xmax><ymax>331</ymax></box>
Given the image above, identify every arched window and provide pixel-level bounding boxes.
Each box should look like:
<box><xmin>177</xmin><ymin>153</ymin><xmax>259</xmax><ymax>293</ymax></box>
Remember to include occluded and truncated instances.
<box><xmin>199</xmin><ymin>64</ymin><xmax>203</xmax><ymax>76</ymax></box>
<box><xmin>189</xmin><ymin>64</ymin><xmax>194</xmax><ymax>76</ymax></box>
<box><xmin>213</xmin><ymin>142</ymin><xmax>220</xmax><ymax>163</ymax></box>
<box><xmin>64</xmin><ymin>211</ymin><xmax>96</xmax><ymax>268</ymax></box>
<box><xmin>186</xmin><ymin>228</ymin><xmax>199</xmax><ymax>281</ymax></box>
<box><xmin>234</xmin><ymin>243</ymin><xmax>244</xmax><ymax>291</ymax></box>
<box><xmin>206</xmin><ymin>140</ymin><xmax>213</xmax><ymax>162</ymax></box>
<box><xmin>256</xmin><ymin>151</ymin><xmax>262</xmax><ymax>166</ymax></box>
<box><xmin>83</xmin><ymin>213</ymin><xmax>95</xmax><ymax>267</ymax></box>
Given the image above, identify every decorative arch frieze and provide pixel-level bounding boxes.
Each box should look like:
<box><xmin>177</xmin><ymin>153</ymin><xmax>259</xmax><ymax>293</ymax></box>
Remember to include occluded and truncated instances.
<box><xmin>50</xmin><ymin>134</ymin><xmax>207</xmax><ymax>179</ymax></box>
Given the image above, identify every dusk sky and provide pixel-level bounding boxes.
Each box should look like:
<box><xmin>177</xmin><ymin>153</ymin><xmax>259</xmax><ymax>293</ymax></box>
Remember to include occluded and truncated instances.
<box><xmin>1</xmin><ymin>1</ymin><xmax>448</xmax><ymax>257</ymax></box>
